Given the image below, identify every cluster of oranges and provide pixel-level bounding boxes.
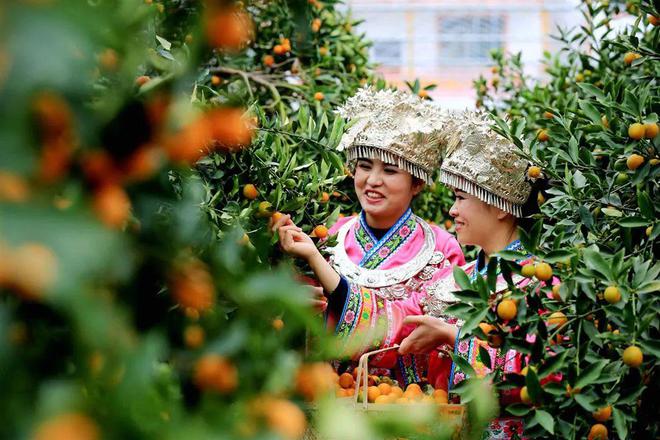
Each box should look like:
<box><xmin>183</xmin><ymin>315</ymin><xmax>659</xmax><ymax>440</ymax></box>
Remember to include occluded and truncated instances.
<box><xmin>334</xmin><ymin>369</ymin><xmax>449</xmax><ymax>405</ymax></box>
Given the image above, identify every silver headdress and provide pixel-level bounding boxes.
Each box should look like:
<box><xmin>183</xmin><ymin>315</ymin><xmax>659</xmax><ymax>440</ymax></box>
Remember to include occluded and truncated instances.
<box><xmin>336</xmin><ymin>87</ymin><xmax>448</xmax><ymax>184</ymax></box>
<box><xmin>440</xmin><ymin>111</ymin><xmax>531</xmax><ymax>217</ymax></box>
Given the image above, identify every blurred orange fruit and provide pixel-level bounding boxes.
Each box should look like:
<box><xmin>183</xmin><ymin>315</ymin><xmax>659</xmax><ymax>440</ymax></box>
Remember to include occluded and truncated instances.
<box><xmin>588</xmin><ymin>423</ymin><xmax>608</xmax><ymax>440</ymax></box>
<box><xmin>210</xmin><ymin>75</ymin><xmax>222</xmax><ymax>86</ymax></box>
<box><xmin>92</xmin><ymin>184</ymin><xmax>131</xmax><ymax>229</ymax></box>
<box><xmin>184</xmin><ymin>325</ymin><xmax>205</xmax><ymax>349</ymax></box>
<box><xmin>0</xmin><ymin>171</ymin><xmax>30</xmax><ymax>202</ymax></box>
<box><xmin>338</xmin><ymin>372</ymin><xmax>354</xmax><ymax>389</ymax></box>
<box><xmin>295</xmin><ymin>362</ymin><xmax>335</xmax><ymax>401</ymax></box>
<box><xmin>135</xmin><ymin>75</ymin><xmax>150</xmax><ymax>86</ymax></box>
<box><xmin>592</xmin><ymin>405</ymin><xmax>612</xmax><ymax>422</ymax></box>
<box><xmin>547</xmin><ymin>311</ymin><xmax>567</xmax><ymax>328</ymax></box>
<box><xmin>98</xmin><ymin>48</ymin><xmax>119</xmax><ymax>70</ymax></box>
<box><xmin>170</xmin><ymin>259</ymin><xmax>215</xmax><ymax>312</ymax></box>
<box><xmin>193</xmin><ymin>354</ymin><xmax>238</xmax><ymax>394</ymax></box>
<box><xmin>263</xmin><ymin>55</ymin><xmax>275</xmax><ymax>67</ymax></box>
<box><xmin>253</xmin><ymin>397</ymin><xmax>307</xmax><ymax>440</ymax></box>
<box><xmin>243</xmin><ymin>184</ymin><xmax>258</xmax><ymax>200</ymax></box>
<box><xmin>537</xmin><ymin>129</ymin><xmax>549</xmax><ymax>142</ymax></box>
<box><xmin>314</xmin><ymin>92</ymin><xmax>325</xmax><ymax>101</ymax></box>
<box><xmin>204</xmin><ymin>7</ymin><xmax>254</xmax><ymax>52</ymax></box>
<box><xmin>33</xmin><ymin>412</ymin><xmax>100</xmax><ymax>440</ymax></box>
<box><xmin>123</xmin><ymin>145</ymin><xmax>164</xmax><ymax>182</ymax></box>
<box><xmin>645</xmin><ymin>122</ymin><xmax>659</xmax><ymax>138</ymax></box>
<box><xmin>11</xmin><ymin>242</ymin><xmax>58</xmax><ymax>300</ymax></box>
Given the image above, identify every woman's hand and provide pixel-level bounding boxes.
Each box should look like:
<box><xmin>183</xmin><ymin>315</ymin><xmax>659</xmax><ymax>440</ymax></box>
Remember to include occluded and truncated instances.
<box><xmin>398</xmin><ymin>315</ymin><xmax>458</xmax><ymax>355</ymax></box>
<box><xmin>271</xmin><ymin>214</ymin><xmax>320</xmax><ymax>262</ymax></box>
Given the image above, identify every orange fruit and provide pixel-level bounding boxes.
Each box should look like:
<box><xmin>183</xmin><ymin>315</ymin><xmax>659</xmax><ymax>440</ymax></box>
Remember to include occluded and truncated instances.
<box><xmin>520</xmin><ymin>365</ymin><xmax>536</xmax><ymax>376</ymax></box>
<box><xmin>433</xmin><ymin>389</ymin><xmax>448</xmax><ymax>404</ymax></box>
<box><xmin>318</xmin><ymin>47</ymin><xmax>328</xmax><ymax>56</ymax></box>
<box><xmin>535</xmin><ymin>262</ymin><xmax>553</xmax><ymax>281</ymax></box>
<box><xmin>273</xmin><ymin>44</ymin><xmax>286</xmax><ymax>55</ymax></box>
<box><xmin>537</xmin><ymin>129</ymin><xmax>549</xmax><ymax>142</ymax></box>
<box><xmin>367</xmin><ymin>385</ymin><xmax>381</xmax><ymax>403</ymax></box>
<box><xmin>521</xmin><ymin>263</ymin><xmax>536</xmax><ymax>278</ymax></box>
<box><xmin>314</xmin><ymin>92</ymin><xmax>325</xmax><ymax>101</ymax></box>
<box><xmin>263</xmin><ymin>55</ymin><xmax>275</xmax><ymax>67</ymax></box>
<box><xmin>311</xmin><ymin>18</ymin><xmax>321</xmax><ymax>32</ymax></box>
<box><xmin>211</xmin><ymin>75</ymin><xmax>222</xmax><ymax>86</ymax></box>
<box><xmin>313</xmin><ymin>225</ymin><xmax>329</xmax><ymax>239</ymax></box>
<box><xmin>543</xmin><ymin>111</ymin><xmax>554</xmax><ymax>119</ymax></box>
<box><xmin>478</xmin><ymin>322</ymin><xmax>495</xmax><ymax>335</ymax></box>
<box><xmin>588</xmin><ymin>423</ymin><xmax>608</xmax><ymax>440</ymax></box>
<box><xmin>170</xmin><ymin>259</ymin><xmax>216</xmax><ymax>312</ymax></box>
<box><xmin>271</xmin><ymin>212</ymin><xmax>284</xmax><ymax>222</ymax></box>
<box><xmin>254</xmin><ymin>397</ymin><xmax>307</xmax><ymax>440</ymax></box>
<box><xmin>207</xmin><ymin>107</ymin><xmax>253</xmax><ymax>150</ymax></box>
<box><xmin>0</xmin><ymin>171</ymin><xmax>30</xmax><ymax>202</ymax></box>
<box><xmin>626</xmin><ymin>153</ymin><xmax>644</xmax><ymax>170</ymax></box>
<box><xmin>124</xmin><ymin>145</ymin><xmax>163</xmax><ymax>182</ymax></box>
<box><xmin>628</xmin><ymin>123</ymin><xmax>645</xmax><ymax>140</ymax></box>
<box><xmin>295</xmin><ymin>362</ymin><xmax>335</xmax><ymax>401</ymax></box>
<box><xmin>92</xmin><ymin>184</ymin><xmax>131</xmax><ymax>229</ymax></box>
<box><xmin>527</xmin><ymin>166</ymin><xmax>541</xmax><ymax>178</ymax></box>
<box><xmin>487</xmin><ymin>332</ymin><xmax>503</xmax><ymax>348</ymax></box>
<box><xmin>645</xmin><ymin>122</ymin><xmax>659</xmax><ymax>138</ymax></box>
<box><xmin>164</xmin><ymin>116</ymin><xmax>213</xmax><ymax>164</ymax></box>
<box><xmin>497</xmin><ymin>299</ymin><xmax>517</xmax><ymax>321</ymax></box>
<box><xmin>394</xmin><ymin>397</ymin><xmax>410</xmax><ymax>404</ymax></box>
<box><xmin>243</xmin><ymin>184</ymin><xmax>258</xmax><ymax>199</ymax></box>
<box><xmin>444</xmin><ymin>219</ymin><xmax>453</xmax><ymax>229</ymax></box>
<box><xmin>406</xmin><ymin>383</ymin><xmax>422</xmax><ymax>394</ymax></box>
<box><xmin>338</xmin><ymin>372</ymin><xmax>354</xmax><ymax>389</ymax></box>
<box><xmin>623</xmin><ymin>51</ymin><xmax>641</xmax><ymax>65</ymax></box>
<box><xmin>390</xmin><ymin>386</ymin><xmax>404</xmax><ymax>397</ymax></box>
<box><xmin>33</xmin><ymin>412</ymin><xmax>100</xmax><ymax>440</ymax></box>
<box><xmin>184</xmin><ymin>34</ymin><xmax>194</xmax><ymax>44</ymax></box>
<box><xmin>320</xmin><ymin>191</ymin><xmax>330</xmax><ymax>202</ymax></box>
<box><xmin>592</xmin><ymin>405</ymin><xmax>612</xmax><ymax>422</ymax></box>
<box><xmin>603</xmin><ymin>286</ymin><xmax>621</xmax><ymax>304</ymax></box>
<box><xmin>99</xmin><ymin>48</ymin><xmax>118</xmax><ymax>70</ymax></box>
<box><xmin>520</xmin><ymin>386</ymin><xmax>532</xmax><ymax>404</ymax></box>
<box><xmin>204</xmin><ymin>7</ymin><xmax>254</xmax><ymax>52</ymax></box>
<box><xmin>377</xmin><ymin>383</ymin><xmax>392</xmax><ymax>395</ymax></box>
<box><xmin>374</xmin><ymin>394</ymin><xmax>391</xmax><ymax>404</ymax></box>
<box><xmin>272</xmin><ymin>318</ymin><xmax>284</xmax><ymax>331</ymax></box>
<box><xmin>418</xmin><ymin>89</ymin><xmax>429</xmax><ymax>99</ymax></box>
<box><xmin>184</xmin><ymin>325</ymin><xmax>205</xmax><ymax>348</ymax></box>
<box><xmin>351</xmin><ymin>366</ymin><xmax>363</xmax><ymax>380</ymax></box>
<box><xmin>11</xmin><ymin>243</ymin><xmax>58</xmax><ymax>301</ymax></box>
<box><xmin>135</xmin><ymin>75</ymin><xmax>150</xmax><ymax>86</ymax></box>
<box><xmin>551</xmin><ymin>284</ymin><xmax>562</xmax><ymax>301</ymax></box>
<box><xmin>622</xmin><ymin>345</ymin><xmax>643</xmax><ymax>368</ymax></box>
<box><xmin>650</xmin><ymin>15</ymin><xmax>660</xmax><ymax>26</ymax></box>
<box><xmin>193</xmin><ymin>354</ymin><xmax>238</xmax><ymax>393</ymax></box>
<box><xmin>547</xmin><ymin>311</ymin><xmax>567</xmax><ymax>328</ymax></box>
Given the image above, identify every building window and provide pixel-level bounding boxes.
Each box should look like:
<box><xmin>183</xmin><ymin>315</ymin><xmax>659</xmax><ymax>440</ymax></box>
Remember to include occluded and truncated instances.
<box><xmin>437</xmin><ymin>15</ymin><xmax>504</xmax><ymax>64</ymax></box>
<box><xmin>371</xmin><ymin>40</ymin><xmax>403</xmax><ymax>67</ymax></box>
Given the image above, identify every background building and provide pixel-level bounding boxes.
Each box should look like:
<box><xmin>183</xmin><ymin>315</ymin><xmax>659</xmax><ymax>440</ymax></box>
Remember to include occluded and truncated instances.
<box><xmin>344</xmin><ymin>0</ymin><xmax>583</xmax><ymax>108</ymax></box>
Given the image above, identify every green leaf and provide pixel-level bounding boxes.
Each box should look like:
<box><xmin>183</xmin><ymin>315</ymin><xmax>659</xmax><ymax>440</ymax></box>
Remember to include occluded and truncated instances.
<box><xmin>478</xmin><ymin>345</ymin><xmax>492</xmax><ymax>370</ymax></box>
<box><xmin>155</xmin><ymin>34</ymin><xmax>172</xmax><ymax>50</ymax></box>
<box><xmin>637</xmin><ymin>191</ymin><xmax>654</xmax><ymax>219</ymax></box>
<box><xmin>506</xmin><ymin>403</ymin><xmax>532</xmax><ymax>417</ymax></box>
<box><xmin>538</xmin><ymin>351</ymin><xmax>568</xmax><ymax>377</ymax></box>
<box><xmin>574</xmin><ymin>393</ymin><xmax>597</xmax><ymax>411</ymax></box>
<box><xmin>575</xmin><ymin>360</ymin><xmax>608</xmax><ymax>389</ymax></box>
<box><xmin>583</xmin><ymin>248</ymin><xmax>612</xmax><ymax>279</ymax></box>
<box><xmin>578</xmin><ymin>99</ymin><xmax>602</xmax><ymax>124</ymax></box>
<box><xmin>613</xmin><ymin>407</ymin><xmax>628</xmax><ymax>440</ymax></box>
<box><xmin>543</xmin><ymin>250</ymin><xmax>574</xmax><ymax>263</ymax></box>
<box><xmin>618</xmin><ymin>217</ymin><xmax>649</xmax><ymax>227</ymax></box>
<box><xmin>451</xmin><ymin>353</ymin><xmax>476</xmax><ymax>378</ymax></box>
<box><xmin>460</xmin><ymin>307</ymin><xmax>489</xmax><ymax>336</ymax></box>
<box><xmin>444</xmin><ymin>303</ymin><xmax>474</xmax><ymax>316</ymax></box>
<box><xmin>453</xmin><ymin>266</ymin><xmax>472</xmax><ymax>290</ymax></box>
<box><xmin>495</xmin><ymin>250</ymin><xmax>529</xmax><ymax>261</ymax></box>
<box><xmin>577</xmin><ymin>82</ymin><xmax>606</xmax><ymax>101</ymax></box>
<box><xmin>533</xmin><ymin>409</ymin><xmax>555</xmax><ymax>434</ymax></box>
<box><xmin>525</xmin><ymin>368</ymin><xmax>543</xmax><ymax>403</ymax></box>
<box><xmin>602</xmin><ymin>207</ymin><xmax>623</xmax><ymax>217</ymax></box>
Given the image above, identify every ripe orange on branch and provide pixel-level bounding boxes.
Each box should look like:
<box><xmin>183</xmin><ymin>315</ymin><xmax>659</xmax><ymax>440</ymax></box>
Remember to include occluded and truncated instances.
<box><xmin>204</xmin><ymin>7</ymin><xmax>254</xmax><ymax>52</ymax></box>
<box><xmin>33</xmin><ymin>412</ymin><xmax>100</xmax><ymax>440</ymax></box>
<box><xmin>313</xmin><ymin>225</ymin><xmax>328</xmax><ymax>239</ymax></box>
<box><xmin>622</xmin><ymin>345</ymin><xmax>643</xmax><ymax>368</ymax></box>
<box><xmin>243</xmin><ymin>184</ymin><xmax>258</xmax><ymax>200</ymax></box>
<box><xmin>497</xmin><ymin>299</ymin><xmax>517</xmax><ymax>321</ymax></box>
<box><xmin>626</xmin><ymin>154</ymin><xmax>644</xmax><ymax>170</ymax></box>
<box><xmin>92</xmin><ymin>184</ymin><xmax>131</xmax><ymax>229</ymax></box>
<box><xmin>193</xmin><ymin>354</ymin><xmax>238</xmax><ymax>394</ymax></box>
<box><xmin>170</xmin><ymin>259</ymin><xmax>215</xmax><ymax>312</ymax></box>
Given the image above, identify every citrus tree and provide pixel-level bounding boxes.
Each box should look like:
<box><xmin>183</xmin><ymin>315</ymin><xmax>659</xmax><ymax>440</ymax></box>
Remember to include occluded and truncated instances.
<box><xmin>453</xmin><ymin>0</ymin><xmax>659</xmax><ymax>438</ymax></box>
<box><xmin>0</xmin><ymin>1</ymin><xmax>494</xmax><ymax>439</ymax></box>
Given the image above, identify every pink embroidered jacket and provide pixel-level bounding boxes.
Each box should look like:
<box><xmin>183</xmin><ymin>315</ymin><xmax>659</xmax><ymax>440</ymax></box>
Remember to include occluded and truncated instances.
<box><xmin>324</xmin><ymin>210</ymin><xmax>465</xmax><ymax>387</ymax></box>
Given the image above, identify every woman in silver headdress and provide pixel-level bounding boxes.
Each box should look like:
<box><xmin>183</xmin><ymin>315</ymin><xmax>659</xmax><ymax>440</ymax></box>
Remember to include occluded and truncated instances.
<box><xmin>272</xmin><ymin>87</ymin><xmax>465</xmax><ymax>388</ymax></box>
<box><xmin>393</xmin><ymin>110</ymin><xmax>542</xmax><ymax>439</ymax></box>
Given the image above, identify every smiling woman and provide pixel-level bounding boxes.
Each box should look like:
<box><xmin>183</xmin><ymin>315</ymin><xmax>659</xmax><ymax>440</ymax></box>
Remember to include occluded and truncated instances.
<box><xmin>272</xmin><ymin>87</ymin><xmax>465</xmax><ymax>387</ymax></box>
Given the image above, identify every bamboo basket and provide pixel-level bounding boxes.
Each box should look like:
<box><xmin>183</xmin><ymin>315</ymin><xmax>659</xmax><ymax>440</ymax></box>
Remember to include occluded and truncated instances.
<box><xmin>304</xmin><ymin>345</ymin><xmax>466</xmax><ymax>440</ymax></box>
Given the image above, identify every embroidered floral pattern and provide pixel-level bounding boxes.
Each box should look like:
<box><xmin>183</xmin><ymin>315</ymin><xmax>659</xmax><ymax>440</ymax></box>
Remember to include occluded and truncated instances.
<box><xmin>361</xmin><ymin>214</ymin><xmax>417</xmax><ymax>269</ymax></box>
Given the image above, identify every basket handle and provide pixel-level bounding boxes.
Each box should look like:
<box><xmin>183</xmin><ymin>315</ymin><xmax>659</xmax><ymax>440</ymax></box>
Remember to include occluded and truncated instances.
<box><xmin>354</xmin><ymin>344</ymin><xmax>400</xmax><ymax>409</ymax></box>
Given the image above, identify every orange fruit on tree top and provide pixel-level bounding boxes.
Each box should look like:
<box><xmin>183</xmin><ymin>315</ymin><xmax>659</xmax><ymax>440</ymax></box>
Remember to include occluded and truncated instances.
<box><xmin>263</xmin><ymin>55</ymin><xmax>275</xmax><ymax>67</ymax></box>
<box><xmin>273</xmin><ymin>44</ymin><xmax>286</xmax><ymax>55</ymax></box>
<box><xmin>628</xmin><ymin>123</ymin><xmax>645</xmax><ymax>140</ymax></box>
<box><xmin>497</xmin><ymin>299</ymin><xmax>517</xmax><ymax>321</ymax></box>
<box><xmin>314</xmin><ymin>92</ymin><xmax>325</xmax><ymax>101</ymax></box>
<box><xmin>211</xmin><ymin>75</ymin><xmax>222</xmax><ymax>86</ymax></box>
<box><xmin>592</xmin><ymin>405</ymin><xmax>612</xmax><ymax>422</ymax></box>
<box><xmin>622</xmin><ymin>345</ymin><xmax>643</xmax><ymax>368</ymax></box>
<box><xmin>33</xmin><ymin>412</ymin><xmax>100</xmax><ymax>440</ymax></box>
<box><xmin>588</xmin><ymin>423</ymin><xmax>608</xmax><ymax>440</ymax></box>
<box><xmin>193</xmin><ymin>354</ymin><xmax>238</xmax><ymax>394</ymax></box>
<box><xmin>319</xmin><ymin>191</ymin><xmax>330</xmax><ymax>202</ymax></box>
<box><xmin>535</xmin><ymin>262</ymin><xmax>553</xmax><ymax>281</ymax></box>
<box><xmin>243</xmin><ymin>184</ymin><xmax>258</xmax><ymax>200</ymax></box>
<box><xmin>626</xmin><ymin>154</ymin><xmax>644</xmax><ymax>170</ymax></box>
<box><xmin>313</xmin><ymin>225</ymin><xmax>329</xmax><ymax>239</ymax></box>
